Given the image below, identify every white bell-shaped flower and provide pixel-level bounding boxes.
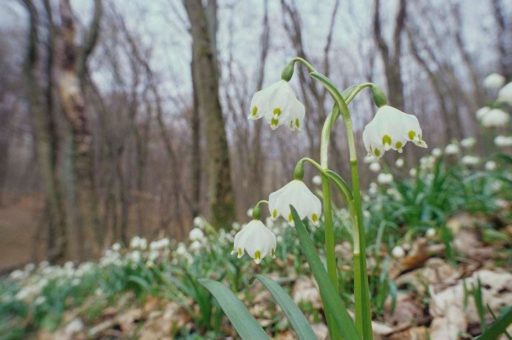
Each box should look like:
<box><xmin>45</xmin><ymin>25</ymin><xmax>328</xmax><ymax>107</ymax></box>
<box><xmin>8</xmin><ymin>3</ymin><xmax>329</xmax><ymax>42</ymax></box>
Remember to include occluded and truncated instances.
<box><xmin>498</xmin><ymin>82</ymin><xmax>512</xmax><ymax>105</ymax></box>
<box><xmin>269</xmin><ymin>179</ymin><xmax>322</xmax><ymax>225</ymax></box>
<box><xmin>233</xmin><ymin>220</ymin><xmax>276</xmax><ymax>264</ymax></box>
<box><xmin>495</xmin><ymin>135</ymin><xmax>512</xmax><ymax>147</ymax></box>
<box><xmin>483</xmin><ymin>73</ymin><xmax>505</xmax><ymax>90</ymax></box>
<box><xmin>249</xmin><ymin>80</ymin><xmax>305</xmax><ymax>131</ymax></box>
<box><xmin>480</xmin><ymin>108</ymin><xmax>510</xmax><ymax>127</ymax></box>
<box><xmin>362</xmin><ymin>106</ymin><xmax>427</xmax><ymax>158</ymax></box>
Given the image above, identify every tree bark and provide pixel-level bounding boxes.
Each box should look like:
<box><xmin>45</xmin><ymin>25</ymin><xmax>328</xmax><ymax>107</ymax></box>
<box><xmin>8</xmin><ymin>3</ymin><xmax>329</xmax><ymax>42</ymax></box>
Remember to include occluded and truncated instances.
<box><xmin>184</xmin><ymin>0</ymin><xmax>235</xmax><ymax>227</ymax></box>
<box><xmin>22</xmin><ymin>0</ymin><xmax>68</xmax><ymax>263</ymax></box>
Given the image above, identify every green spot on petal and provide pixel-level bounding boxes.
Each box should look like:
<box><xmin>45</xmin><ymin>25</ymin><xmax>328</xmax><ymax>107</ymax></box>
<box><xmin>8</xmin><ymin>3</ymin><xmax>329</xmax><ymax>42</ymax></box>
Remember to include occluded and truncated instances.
<box><xmin>273</xmin><ymin>108</ymin><xmax>282</xmax><ymax>117</ymax></box>
<box><xmin>408</xmin><ymin>130</ymin><xmax>416</xmax><ymax>140</ymax></box>
<box><xmin>382</xmin><ymin>134</ymin><xmax>392</xmax><ymax>145</ymax></box>
<box><xmin>251</xmin><ymin>106</ymin><xmax>258</xmax><ymax>117</ymax></box>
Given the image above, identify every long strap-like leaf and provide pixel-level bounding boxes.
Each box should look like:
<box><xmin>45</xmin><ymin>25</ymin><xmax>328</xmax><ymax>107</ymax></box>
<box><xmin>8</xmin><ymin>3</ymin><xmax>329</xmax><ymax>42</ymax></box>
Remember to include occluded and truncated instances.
<box><xmin>256</xmin><ymin>275</ymin><xmax>316</xmax><ymax>340</ymax></box>
<box><xmin>199</xmin><ymin>279</ymin><xmax>270</xmax><ymax>340</ymax></box>
<box><xmin>477</xmin><ymin>306</ymin><xmax>512</xmax><ymax>340</ymax></box>
<box><xmin>291</xmin><ymin>206</ymin><xmax>360</xmax><ymax>340</ymax></box>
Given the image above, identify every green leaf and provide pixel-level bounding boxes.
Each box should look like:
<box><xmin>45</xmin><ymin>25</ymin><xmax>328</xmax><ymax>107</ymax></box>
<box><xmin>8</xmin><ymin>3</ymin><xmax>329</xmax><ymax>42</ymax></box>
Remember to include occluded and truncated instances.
<box><xmin>477</xmin><ymin>306</ymin><xmax>512</xmax><ymax>340</ymax></box>
<box><xmin>199</xmin><ymin>279</ymin><xmax>269</xmax><ymax>340</ymax></box>
<box><xmin>256</xmin><ymin>275</ymin><xmax>316</xmax><ymax>340</ymax></box>
<box><xmin>291</xmin><ymin>206</ymin><xmax>360</xmax><ymax>340</ymax></box>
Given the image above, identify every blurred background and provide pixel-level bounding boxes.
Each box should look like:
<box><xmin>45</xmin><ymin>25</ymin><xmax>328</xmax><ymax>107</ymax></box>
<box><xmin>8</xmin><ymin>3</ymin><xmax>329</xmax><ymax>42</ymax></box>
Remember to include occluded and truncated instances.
<box><xmin>0</xmin><ymin>0</ymin><xmax>510</xmax><ymax>270</ymax></box>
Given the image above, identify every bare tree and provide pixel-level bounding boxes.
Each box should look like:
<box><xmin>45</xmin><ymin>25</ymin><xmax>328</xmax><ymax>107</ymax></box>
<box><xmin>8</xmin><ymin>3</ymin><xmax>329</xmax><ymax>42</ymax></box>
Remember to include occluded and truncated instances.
<box><xmin>373</xmin><ymin>0</ymin><xmax>407</xmax><ymax>109</ymax></box>
<box><xmin>183</xmin><ymin>0</ymin><xmax>235</xmax><ymax>227</ymax></box>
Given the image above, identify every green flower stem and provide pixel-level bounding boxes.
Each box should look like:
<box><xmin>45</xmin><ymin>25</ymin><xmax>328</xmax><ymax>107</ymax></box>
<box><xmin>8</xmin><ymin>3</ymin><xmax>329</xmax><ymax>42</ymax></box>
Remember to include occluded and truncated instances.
<box><xmin>291</xmin><ymin>57</ymin><xmax>316</xmax><ymax>73</ymax></box>
<box><xmin>310</xmin><ymin>71</ymin><xmax>373</xmax><ymax>340</ymax></box>
<box><xmin>251</xmin><ymin>200</ymin><xmax>269</xmax><ymax>220</ymax></box>
<box><xmin>344</xmin><ymin>83</ymin><xmax>374</xmax><ymax>104</ymax></box>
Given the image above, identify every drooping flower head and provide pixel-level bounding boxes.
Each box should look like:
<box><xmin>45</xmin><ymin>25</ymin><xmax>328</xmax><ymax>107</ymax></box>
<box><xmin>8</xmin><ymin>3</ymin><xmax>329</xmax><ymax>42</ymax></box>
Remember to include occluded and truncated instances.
<box><xmin>233</xmin><ymin>220</ymin><xmax>276</xmax><ymax>264</ymax></box>
<box><xmin>269</xmin><ymin>179</ymin><xmax>322</xmax><ymax>225</ymax></box>
<box><xmin>362</xmin><ymin>105</ymin><xmax>427</xmax><ymax>158</ymax></box>
<box><xmin>479</xmin><ymin>108</ymin><xmax>510</xmax><ymax>127</ymax></box>
<box><xmin>249</xmin><ymin>80</ymin><xmax>305</xmax><ymax>130</ymax></box>
<box><xmin>483</xmin><ymin>73</ymin><xmax>505</xmax><ymax>90</ymax></box>
<box><xmin>498</xmin><ymin>82</ymin><xmax>512</xmax><ymax>105</ymax></box>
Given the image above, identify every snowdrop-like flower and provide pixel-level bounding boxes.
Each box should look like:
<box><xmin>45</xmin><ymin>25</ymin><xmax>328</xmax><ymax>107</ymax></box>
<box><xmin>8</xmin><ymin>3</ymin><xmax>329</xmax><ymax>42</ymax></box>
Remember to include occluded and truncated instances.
<box><xmin>369</xmin><ymin>162</ymin><xmax>381</xmax><ymax>172</ymax></box>
<box><xmin>130</xmin><ymin>236</ymin><xmax>147</xmax><ymax>249</ymax></box>
<box><xmin>312</xmin><ymin>175</ymin><xmax>322</xmax><ymax>186</ymax></box>
<box><xmin>363</xmin><ymin>105</ymin><xmax>427</xmax><ymax>158</ymax></box>
<box><xmin>426</xmin><ymin>228</ymin><xmax>436</xmax><ymax>239</ymax></box>
<box><xmin>269</xmin><ymin>180</ymin><xmax>322</xmax><ymax>225</ymax></box>
<box><xmin>233</xmin><ymin>220</ymin><xmax>276</xmax><ymax>264</ymax></box>
<box><xmin>193</xmin><ymin>216</ymin><xmax>204</xmax><ymax>229</ymax></box>
<box><xmin>395</xmin><ymin>158</ymin><xmax>404</xmax><ymax>168</ymax></box>
<box><xmin>249</xmin><ymin>80</ymin><xmax>305</xmax><ymax>130</ymax></box>
<box><xmin>368</xmin><ymin>182</ymin><xmax>378</xmax><ymax>195</ymax></box>
<box><xmin>444</xmin><ymin>143</ymin><xmax>460</xmax><ymax>155</ymax></box>
<box><xmin>498</xmin><ymin>82</ymin><xmax>512</xmax><ymax>105</ymax></box>
<box><xmin>460</xmin><ymin>137</ymin><xmax>476</xmax><ymax>148</ymax></box>
<box><xmin>377</xmin><ymin>173</ymin><xmax>393</xmax><ymax>185</ymax></box>
<box><xmin>485</xmin><ymin>161</ymin><xmax>497</xmax><ymax>171</ymax></box>
<box><xmin>409</xmin><ymin>168</ymin><xmax>417</xmax><ymax>177</ymax></box>
<box><xmin>480</xmin><ymin>108</ymin><xmax>510</xmax><ymax>127</ymax></box>
<box><xmin>483</xmin><ymin>73</ymin><xmax>505</xmax><ymax>89</ymax></box>
<box><xmin>495</xmin><ymin>135</ymin><xmax>512</xmax><ymax>147</ymax></box>
<box><xmin>189</xmin><ymin>228</ymin><xmax>205</xmax><ymax>242</ymax></box>
<box><xmin>461</xmin><ymin>155</ymin><xmax>480</xmax><ymax>166</ymax></box>
<box><xmin>432</xmin><ymin>148</ymin><xmax>442</xmax><ymax>157</ymax></box>
<box><xmin>391</xmin><ymin>246</ymin><xmax>405</xmax><ymax>259</ymax></box>
<box><xmin>476</xmin><ymin>107</ymin><xmax>490</xmax><ymax>120</ymax></box>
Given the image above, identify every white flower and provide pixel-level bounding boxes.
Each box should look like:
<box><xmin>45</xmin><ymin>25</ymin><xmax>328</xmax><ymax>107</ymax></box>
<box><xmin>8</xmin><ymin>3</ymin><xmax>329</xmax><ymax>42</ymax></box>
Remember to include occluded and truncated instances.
<box><xmin>112</xmin><ymin>243</ymin><xmax>121</xmax><ymax>252</ymax></box>
<box><xmin>461</xmin><ymin>155</ymin><xmax>480</xmax><ymax>166</ymax></box>
<box><xmin>369</xmin><ymin>162</ymin><xmax>381</xmax><ymax>172</ymax></box>
<box><xmin>445</xmin><ymin>143</ymin><xmax>460</xmax><ymax>155</ymax></box>
<box><xmin>312</xmin><ymin>175</ymin><xmax>322</xmax><ymax>185</ymax></box>
<box><xmin>391</xmin><ymin>246</ymin><xmax>405</xmax><ymax>259</ymax></box>
<box><xmin>409</xmin><ymin>168</ymin><xmax>417</xmax><ymax>177</ymax></box>
<box><xmin>476</xmin><ymin>107</ymin><xmax>490</xmax><ymax>120</ymax></box>
<box><xmin>432</xmin><ymin>148</ymin><xmax>442</xmax><ymax>157</ymax></box>
<box><xmin>362</xmin><ymin>105</ymin><xmax>427</xmax><ymax>158</ymax></box>
<box><xmin>485</xmin><ymin>161</ymin><xmax>497</xmax><ymax>171</ymax></box>
<box><xmin>495</xmin><ymin>135</ymin><xmax>512</xmax><ymax>147</ymax></box>
<box><xmin>395</xmin><ymin>158</ymin><xmax>404</xmax><ymax>168</ymax></box>
<box><xmin>193</xmin><ymin>216</ymin><xmax>204</xmax><ymax>228</ymax></box>
<box><xmin>377</xmin><ymin>173</ymin><xmax>393</xmax><ymax>185</ymax></box>
<box><xmin>483</xmin><ymin>73</ymin><xmax>505</xmax><ymax>89</ymax></box>
<box><xmin>233</xmin><ymin>220</ymin><xmax>276</xmax><ymax>264</ymax></box>
<box><xmin>480</xmin><ymin>108</ymin><xmax>510</xmax><ymax>127</ymax></box>
<box><xmin>189</xmin><ymin>228</ymin><xmax>205</xmax><ymax>242</ymax></box>
<box><xmin>460</xmin><ymin>137</ymin><xmax>476</xmax><ymax>148</ymax></box>
<box><xmin>426</xmin><ymin>228</ymin><xmax>436</xmax><ymax>239</ymax></box>
<box><xmin>130</xmin><ymin>236</ymin><xmax>147</xmax><ymax>249</ymax></box>
<box><xmin>190</xmin><ymin>240</ymin><xmax>202</xmax><ymax>251</ymax></box>
<box><xmin>364</xmin><ymin>155</ymin><xmax>377</xmax><ymax>163</ymax></box>
<box><xmin>269</xmin><ymin>180</ymin><xmax>322</xmax><ymax>225</ymax></box>
<box><xmin>368</xmin><ymin>182</ymin><xmax>378</xmax><ymax>195</ymax></box>
<box><xmin>249</xmin><ymin>80</ymin><xmax>305</xmax><ymax>130</ymax></box>
<box><xmin>498</xmin><ymin>82</ymin><xmax>512</xmax><ymax>104</ymax></box>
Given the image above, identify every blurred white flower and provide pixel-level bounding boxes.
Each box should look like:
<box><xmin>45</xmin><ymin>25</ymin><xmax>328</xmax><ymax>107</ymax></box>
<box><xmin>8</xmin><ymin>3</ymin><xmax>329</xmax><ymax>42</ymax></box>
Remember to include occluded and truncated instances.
<box><xmin>363</xmin><ymin>106</ymin><xmax>427</xmax><ymax>158</ymax></box>
<box><xmin>269</xmin><ymin>180</ymin><xmax>322</xmax><ymax>225</ymax></box>
<box><xmin>391</xmin><ymin>246</ymin><xmax>405</xmax><ymax>259</ymax></box>
<box><xmin>460</xmin><ymin>137</ymin><xmax>476</xmax><ymax>148</ymax></box>
<box><xmin>364</xmin><ymin>155</ymin><xmax>377</xmax><ymax>163</ymax></box>
<box><xmin>193</xmin><ymin>216</ymin><xmax>204</xmax><ymax>229</ymax></box>
<box><xmin>246</xmin><ymin>208</ymin><xmax>253</xmax><ymax>217</ymax></box>
<box><xmin>426</xmin><ymin>228</ymin><xmax>436</xmax><ymax>239</ymax></box>
<box><xmin>432</xmin><ymin>147</ymin><xmax>442</xmax><ymax>157</ymax></box>
<box><xmin>462</xmin><ymin>155</ymin><xmax>480</xmax><ymax>166</ymax></box>
<box><xmin>369</xmin><ymin>162</ymin><xmax>381</xmax><ymax>172</ymax></box>
<box><xmin>498</xmin><ymin>82</ymin><xmax>512</xmax><ymax>104</ymax></box>
<box><xmin>445</xmin><ymin>143</ymin><xmax>460</xmax><ymax>155</ymax></box>
<box><xmin>483</xmin><ymin>73</ymin><xmax>505</xmax><ymax>89</ymax></box>
<box><xmin>190</xmin><ymin>240</ymin><xmax>202</xmax><ymax>251</ymax></box>
<box><xmin>480</xmin><ymin>108</ymin><xmax>510</xmax><ymax>127</ymax></box>
<box><xmin>386</xmin><ymin>188</ymin><xmax>401</xmax><ymax>201</ymax></box>
<box><xmin>377</xmin><ymin>173</ymin><xmax>393</xmax><ymax>185</ymax></box>
<box><xmin>312</xmin><ymin>175</ymin><xmax>322</xmax><ymax>185</ymax></box>
<box><xmin>409</xmin><ymin>168</ymin><xmax>417</xmax><ymax>177</ymax></box>
<box><xmin>130</xmin><ymin>236</ymin><xmax>147</xmax><ymax>249</ymax></box>
<box><xmin>420</xmin><ymin>156</ymin><xmax>435</xmax><ymax>170</ymax></box>
<box><xmin>112</xmin><ymin>243</ymin><xmax>121</xmax><ymax>252</ymax></box>
<box><xmin>485</xmin><ymin>160</ymin><xmax>497</xmax><ymax>171</ymax></box>
<box><xmin>189</xmin><ymin>228</ymin><xmax>205</xmax><ymax>242</ymax></box>
<box><xmin>249</xmin><ymin>80</ymin><xmax>305</xmax><ymax>130</ymax></box>
<box><xmin>476</xmin><ymin>107</ymin><xmax>490</xmax><ymax>120</ymax></box>
<box><xmin>233</xmin><ymin>220</ymin><xmax>276</xmax><ymax>264</ymax></box>
<box><xmin>176</xmin><ymin>242</ymin><xmax>188</xmax><ymax>256</ymax></box>
<box><xmin>368</xmin><ymin>182</ymin><xmax>378</xmax><ymax>195</ymax></box>
<box><xmin>395</xmin><ymin>158</ymin><xmax>404</xmax><ymax>168</ymax></box>
<box><xmin>495</xmin><ymin>135</ymin><xmax>512</xmax><ymax>147</ymax></box>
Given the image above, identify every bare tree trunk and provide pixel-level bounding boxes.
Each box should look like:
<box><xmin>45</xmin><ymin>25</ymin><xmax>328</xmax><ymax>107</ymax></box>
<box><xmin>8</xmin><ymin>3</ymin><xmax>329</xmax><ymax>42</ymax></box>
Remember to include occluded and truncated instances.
<box><xmin>492</xmin><ymin>0</ymin><xmax>512</xmax><ymax>80</ymax></box>
<box><xmin>22</xmin><ymin>0</ymin><xmax>67</xmax><ymax>263</ymax></box>
<box><xmin>184</xmin><ymin>0</ymin><xmax>235</xmax><ymax>227</ymax></box>
<box><xmin>373</xmin><ymin>0</ymin><xmax>407</xmax><ymax>109</ymax></box>
<box><xmin>57</xmin><ymin>0</ymin><xmax>102</xmax><ymax>255</ymax></box>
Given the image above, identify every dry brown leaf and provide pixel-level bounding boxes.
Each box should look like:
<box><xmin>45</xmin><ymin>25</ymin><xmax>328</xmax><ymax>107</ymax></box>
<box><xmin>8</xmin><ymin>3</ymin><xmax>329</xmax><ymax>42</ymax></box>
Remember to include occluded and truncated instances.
<box><xmin>292</xmin><ymin>276</ymin><xmax>322</xmax><ymax>309</ymax></box>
